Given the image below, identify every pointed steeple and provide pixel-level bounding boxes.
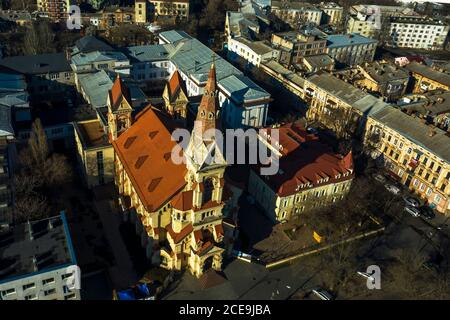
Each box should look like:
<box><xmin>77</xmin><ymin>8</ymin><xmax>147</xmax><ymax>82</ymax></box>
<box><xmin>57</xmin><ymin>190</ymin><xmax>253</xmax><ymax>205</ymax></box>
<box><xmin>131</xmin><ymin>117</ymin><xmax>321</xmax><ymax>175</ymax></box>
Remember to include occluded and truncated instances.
<box><xmin>195</xmin><ymin>63</ymin><xmax>220</xmax><ymax>136</ymax></box>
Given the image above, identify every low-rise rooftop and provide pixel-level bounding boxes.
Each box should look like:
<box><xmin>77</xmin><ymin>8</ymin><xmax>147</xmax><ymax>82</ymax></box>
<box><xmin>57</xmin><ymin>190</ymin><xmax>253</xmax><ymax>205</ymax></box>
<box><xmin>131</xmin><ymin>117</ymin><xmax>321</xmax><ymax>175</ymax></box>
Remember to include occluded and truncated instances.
<box><xmin>74</xmin><ymin>119</ymin><xmax>109</xmax><ymax>149</ymax></box>
<box><xmin>0</xmin><ymin>53</ymin><xmax>71</xmax><ymax>75</ymax></box>
<box><xmin>0</xmin><ymin>212</ymin><xmax>76</xmax><ymax>284</ymax></box>
<box><xmin>406</xmin><ymin>61</ymin><xmax>450</xmax><ymax>88</ymax></box>
<box><xmin>326</xmin><ymin>33</ymin><xmax>377</xmax><ymax>48</ymax></box>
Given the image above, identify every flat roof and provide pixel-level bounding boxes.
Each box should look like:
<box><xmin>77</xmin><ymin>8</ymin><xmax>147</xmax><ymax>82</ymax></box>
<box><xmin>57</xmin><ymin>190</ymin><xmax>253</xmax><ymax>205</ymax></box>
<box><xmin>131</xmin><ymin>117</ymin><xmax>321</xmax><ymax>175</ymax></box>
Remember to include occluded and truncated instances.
<box><xmin>71</xmin><ymin>51</ymin><xmax>129</xmax><ymax>66</ymax></box>
<box><xmin>0</xmin><ymin>53</ymin><xmax>71</xmax><ymax>74</ymax></box>
<box><xmin>74</xmin><ymin>119</ymin><xmax>109</xmax><ymax>149</ymax></box>
<box><xmin>371</xmin><ymin>107</ymin><xmax>450</xmax><ymax>162</ymax></box>
<box><xmin>0</xmin><ymin>212</ymin><xmax>77</xmax><ymax>284</ymax></box>
<box><xmin>233</xmin><ymin>37</ymin><xmax>274</xmax><ymax>55</ymax></box>
<box><xmin>326</xmin><ymin>33</ymin><xmax>377</xmax><ymax>48</ymax></box>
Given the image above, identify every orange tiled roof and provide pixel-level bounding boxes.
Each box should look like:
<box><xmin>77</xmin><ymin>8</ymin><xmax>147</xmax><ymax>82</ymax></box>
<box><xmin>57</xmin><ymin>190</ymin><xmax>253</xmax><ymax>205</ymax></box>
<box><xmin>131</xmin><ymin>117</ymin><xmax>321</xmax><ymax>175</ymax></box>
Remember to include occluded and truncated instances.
<box><xmin>196</xmin><ymin>241</ymin><xmax>214</xmax><ymax>256</ymax></box>
<box><xmin>255</xmin><ymin>122</ymin><xmax>354</xmax><ymax>197</ymax></box>
<box><xmin>166</xmin><ymin>223</ymin><xmax>193</xmax><ymax>244</ymax></box>
<box><xmin>171</xmin><ymin>190</ymin><xmax>193</xmax><ymax>211</ymax></box>
<box><xmin>168</xmin><ymin>70</ymin><xmax>186</xmax><ymax>98</ymax></box>
<box><xmin>214</xmin><ymin>224</ymin><xmax>224</xmax><ymax>237</ymax></box>
<box><xmin>112</xmin><ymin>107</ymin><xmax>187</xmax><ymax>212</ymax></box>
<box><xmin>110</xmin><ymin>75</ymin><xmax>131</xmax><ymax>109</ymax></box>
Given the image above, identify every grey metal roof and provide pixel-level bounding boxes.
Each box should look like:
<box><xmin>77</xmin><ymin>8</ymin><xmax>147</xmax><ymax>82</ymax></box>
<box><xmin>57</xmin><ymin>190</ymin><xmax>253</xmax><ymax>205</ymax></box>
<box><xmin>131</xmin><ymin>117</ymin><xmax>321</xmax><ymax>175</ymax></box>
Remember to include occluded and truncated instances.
<box><xmin>371</xmin><ymin>107</ymin><xmax>450</xmax><ymax>162</ymax></box>
<box><xmin>78</xmin><ymin>70</ymin><xmax>115</xmax><ymax>108</ymax></box>
<box><xmin>219</xmin><ymin>74</ymin><xmax>270</xmax><ymax>104</ymax></box>
<box><xmin>0</xmin><ymin>53</ymin><xmax>71</xmax><ymax>74</ymax></box>
<box><xmin>307</xmin><ymin>72</ymin><xmax>389</xmax><ymax>115</ymax></box>
<box><xmin>123</xmin><ymin>44</ymin><xmax>174</xmax><ymax>62</ymax></box>
<box><xmin>168</xmin><ymin>38</ymin><xmax>243</xmax><ymax>84</ymax></box>
<box><xmin>0</xmin><ymin>213</ymin><xmax>76</xmax><ymax>283</ymax></box>
<box><xmin>71</xmin><ymin>51</ymin><xmax>129</xmax><ymax>67</ymax></box>
<box><xmin>262</xmin><ymin>60</ymin><xmax>305</xmax><ymax>88</ymax></box>
<box><xmin>233</xmin><ymin>37</ymin><xmax>274</xmax><ymax>55</ymax></box>
<box><xmin>326</xmin><ymin>33</ymin><xmax>377</xmax><ymax>48</ymax></box>
<box><xmin>74</xmin><ymin>35</ymin><xmax>114</xmax><ymax>53</ymax></box>
<box><xmin>406</xmin><ymin>62</ymin><xmax>450</xmax><ymax>88</ymax></box>
<box><xmin>159</xmin><ymin>30</ymin><xmax>193</xmax><ymax>44</ymax></box>
<box><xmin>306</xmin><ymin>72</ymin><xmax>367</xmax><ymax>104</ymax></box>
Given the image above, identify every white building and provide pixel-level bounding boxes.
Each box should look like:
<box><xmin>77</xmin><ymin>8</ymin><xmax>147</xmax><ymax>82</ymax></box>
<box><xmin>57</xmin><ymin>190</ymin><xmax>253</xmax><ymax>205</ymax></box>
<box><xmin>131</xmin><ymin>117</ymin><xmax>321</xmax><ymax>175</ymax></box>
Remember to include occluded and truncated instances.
<box><xmin>0</xmin><ymin>213</ymin><xmax>80</xmax><ymax>300</ymax></box>
<box><xmin>271</xmin><ymin>1</ymin><xmax>323</xmax><ymax>27</ymax></box>
<box><xmin>319</xmin><ymin>2</ymin><xmax>343</xmax><ymax>26</ymax></box>
<box><xmin>125</xmin><ymin>30</ymin><xmax>271</xmax><ymax>129</ymax></box>
<box><xmin>389</xmin><ymin>17</ymin><xmax>450</xmax><ymax>50</ymax></box>
<box><xmin>227</xmin><ymin>37</ymin><xmax>279</xmax><ymax>67</ymax></box>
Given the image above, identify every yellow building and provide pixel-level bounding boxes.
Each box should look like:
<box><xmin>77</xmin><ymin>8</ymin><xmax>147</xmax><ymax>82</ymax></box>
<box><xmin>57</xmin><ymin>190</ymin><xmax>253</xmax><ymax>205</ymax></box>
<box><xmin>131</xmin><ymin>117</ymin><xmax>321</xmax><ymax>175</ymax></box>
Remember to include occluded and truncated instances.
<box><xmin>304</xmin><ymin>72</ymin><xmax>389</xmax><ymax>139</ymax></box>
<box><xmin>248</xmin><ymin>122</ymin><xmax>354</xmax><ymax>222</ymax></box>
<box><xmin>73</xmin><ymin>119</ymin><xmax>114</xmax><ymax>188</ymax></box>
<box><xmin>365</xmin><ymin>107</ymin><xmax>450</xmax><ymax>215</ymax></box>
<box><xmin>346</xmin><ymin>16</ymin><xmax>378</xmax><ymax>39</ymax></box>
<box><xmin>110</xmin><ymin>64</ymin><xmax>235</xmax><ymax>277</ymax></box>
<box><xmin>135</xmin><ymin>0</ymin><xmax>147</xmax><ymax>23</ymax></box>
<box><xmin>149</xmin><ymin>0</ymin><xmax>190</xmax><ymax>19</ymax></box>
<box><xmin>406</xmin><ymin>61</ymin><xmax>450</xmax><ymax>94</ymax></box>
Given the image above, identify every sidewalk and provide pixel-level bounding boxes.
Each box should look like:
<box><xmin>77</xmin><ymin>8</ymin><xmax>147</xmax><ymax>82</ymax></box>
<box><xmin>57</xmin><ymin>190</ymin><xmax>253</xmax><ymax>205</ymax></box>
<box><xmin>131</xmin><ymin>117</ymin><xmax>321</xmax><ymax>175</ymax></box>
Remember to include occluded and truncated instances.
<box><xmin>93</xmin><ymin>185</ymin><xmax>139</xmax><ymax>290</ymax></box>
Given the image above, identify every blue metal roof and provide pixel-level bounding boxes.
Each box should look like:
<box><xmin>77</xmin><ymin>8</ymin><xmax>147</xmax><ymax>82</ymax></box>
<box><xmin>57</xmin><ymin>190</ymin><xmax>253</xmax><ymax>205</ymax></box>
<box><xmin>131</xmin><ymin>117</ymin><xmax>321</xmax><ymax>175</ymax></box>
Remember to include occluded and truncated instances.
<box><xmin>219</xmin><ymin>74</ymin><xmax>270</xmax><ymax>104</ymax></box>
<box><xmin>159</xmin><ymin>30</ymin><xmax>193</xmax><ymax>44</ymax></box>
<box><xmin>326</xmin><ymin>33</ymin><xmax>377</xmax><ymax>48</ymax></box>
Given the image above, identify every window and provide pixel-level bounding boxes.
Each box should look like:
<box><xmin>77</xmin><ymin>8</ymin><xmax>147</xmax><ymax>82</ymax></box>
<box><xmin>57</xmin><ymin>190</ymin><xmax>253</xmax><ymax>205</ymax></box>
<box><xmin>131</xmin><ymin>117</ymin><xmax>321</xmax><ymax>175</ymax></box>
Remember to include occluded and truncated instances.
<box><xmin>64</xmin><ymin>293</ymin><xmax>76</xmax><ymax>300</ymax></box>
<box><xmin>42</xmin><ymin>278</ymin><xmax>55</xmax><ymax>285</ymax></box>
<box><xmin>1</xmin><ymin>288</ymin><xmax>16</xmax><ymax>296</ymax></box>
<box><xmin>434</xmin><ymin>194</ymin><xmax>441</xmax><ymax>203</ymax></box>
<box><xmin>62</xmin><ymin>273</ymin><xmax>73</xmax><ymax>280</ymax></box>
<box><xmin>44</xmin><ymin>288</ymin><xmax>56</xmax><ymax>296</ymax></box>
<box><xmin>24</xmin><ymin>294</ymin><xmax>37</xmax><ymax>300</ymax></box>
<box><xmin>23</xmin><ymin>283</ymin><xmax>35</xmax><ymax>291</ymax></box>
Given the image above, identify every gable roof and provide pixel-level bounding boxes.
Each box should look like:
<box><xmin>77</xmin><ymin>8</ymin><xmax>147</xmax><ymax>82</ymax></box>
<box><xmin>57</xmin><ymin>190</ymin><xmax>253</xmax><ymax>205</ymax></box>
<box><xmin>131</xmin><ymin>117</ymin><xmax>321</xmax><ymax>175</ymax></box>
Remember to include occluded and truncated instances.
<box><xmin>74</xmin><ymin>35</ymin><xmax>114</xmax><ymax>53</ymax></box>
<box><xmin>112</xmin><ymin>107</ymin><xmax>187</xmax><ymax>212</ymax></box>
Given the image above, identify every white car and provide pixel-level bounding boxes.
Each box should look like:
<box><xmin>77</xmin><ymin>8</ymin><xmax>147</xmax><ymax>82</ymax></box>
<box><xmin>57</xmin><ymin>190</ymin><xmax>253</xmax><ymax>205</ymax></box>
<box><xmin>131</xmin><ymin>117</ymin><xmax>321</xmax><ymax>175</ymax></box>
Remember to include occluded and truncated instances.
<box><xmin>405</xmin><ymin>206</ymin><xmax>420</xmax><ymax>217</ymax></box>
<box><xmin>385</xmin><ymin>184</ymin><xmax>401</xmax><ymax>195</ymax></box>
<box><xmin>312</xmin><ymin>288</ymin><xmax>334</xmax><ymax>300</ymax></box>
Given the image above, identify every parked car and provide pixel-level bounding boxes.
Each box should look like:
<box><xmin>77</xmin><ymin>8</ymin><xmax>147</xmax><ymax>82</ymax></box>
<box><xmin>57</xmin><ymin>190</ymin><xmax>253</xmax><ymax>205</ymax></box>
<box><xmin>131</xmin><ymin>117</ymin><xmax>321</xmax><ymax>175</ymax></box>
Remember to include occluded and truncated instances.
<box><xmin>403</xmin><ymin>196</ymin><xmax>420</xmax><ymax>208</ymax></box>
<box><xmin>385</xmin><ymin>184</ymin><xmax>401</xmax><ymax>195</ymax></box>
<box><xmin>311</xmin><ymin>288</ymin><xmax>334</xmax><ymax>300</ymax></box>
<box><xmin>405</xmin><ymin>205</ymin><xmax>420</xmax><ymax>217</ymax></box>
<box><xmin>419</xmin><ymin>206</ymin><xmax>435</xmax><ymax>220</ymax></box>
<box><xmin>372</xmin><ymin>173</ymin><xmax>386</xmax><ymax>183</ymax></box>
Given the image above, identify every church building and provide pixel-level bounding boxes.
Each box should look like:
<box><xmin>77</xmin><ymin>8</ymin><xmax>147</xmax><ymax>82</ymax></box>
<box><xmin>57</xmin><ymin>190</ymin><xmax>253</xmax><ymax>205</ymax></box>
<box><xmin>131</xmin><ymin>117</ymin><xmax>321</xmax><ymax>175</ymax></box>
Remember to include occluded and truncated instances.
<box><xmin>109</xmin><ymin>64</ymin><xmax>234</xmax><ymax>277</ymax></box>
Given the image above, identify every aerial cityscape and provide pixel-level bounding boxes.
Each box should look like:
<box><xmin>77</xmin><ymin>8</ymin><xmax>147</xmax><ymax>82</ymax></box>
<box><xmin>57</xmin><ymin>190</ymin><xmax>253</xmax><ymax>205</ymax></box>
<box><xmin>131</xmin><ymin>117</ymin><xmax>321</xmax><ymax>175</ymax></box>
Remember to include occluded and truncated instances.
<box><xmin>0</xmin><ymin>0</ymin><xmax>449</xmax><ymax>304</ymax></box>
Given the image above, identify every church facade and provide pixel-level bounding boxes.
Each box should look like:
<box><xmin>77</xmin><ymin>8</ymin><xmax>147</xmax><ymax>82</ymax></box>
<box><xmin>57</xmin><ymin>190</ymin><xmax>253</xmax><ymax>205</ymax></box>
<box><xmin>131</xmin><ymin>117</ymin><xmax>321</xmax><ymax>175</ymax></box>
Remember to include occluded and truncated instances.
<box><xmin>109</xmin><ymin>64</ymin><xmax>234</xmax><ymax>277</ymax></box>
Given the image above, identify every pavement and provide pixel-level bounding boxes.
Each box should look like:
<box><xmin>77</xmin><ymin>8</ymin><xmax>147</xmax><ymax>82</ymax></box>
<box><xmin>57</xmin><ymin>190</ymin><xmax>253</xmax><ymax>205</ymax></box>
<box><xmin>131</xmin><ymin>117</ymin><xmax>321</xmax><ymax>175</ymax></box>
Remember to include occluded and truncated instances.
<box><xmin>93</xmin><ymin>184</ymin><xmax>139</xmax><ymax>290</ymax></box>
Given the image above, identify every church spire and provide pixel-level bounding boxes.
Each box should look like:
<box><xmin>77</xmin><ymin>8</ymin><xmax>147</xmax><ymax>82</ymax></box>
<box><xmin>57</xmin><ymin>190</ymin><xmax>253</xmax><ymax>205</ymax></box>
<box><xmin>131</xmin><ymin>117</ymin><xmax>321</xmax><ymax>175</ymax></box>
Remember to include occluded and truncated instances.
<box><xmin>195</xmin><ymin>63</ymin><xmax>220</xmax><ymax>136</ymax></box>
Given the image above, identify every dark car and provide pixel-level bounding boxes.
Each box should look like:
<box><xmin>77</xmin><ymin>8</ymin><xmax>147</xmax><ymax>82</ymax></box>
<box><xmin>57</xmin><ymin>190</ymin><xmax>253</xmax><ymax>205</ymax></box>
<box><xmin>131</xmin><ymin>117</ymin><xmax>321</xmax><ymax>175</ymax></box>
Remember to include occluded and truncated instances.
<box><xmin>419</xmin><ymin>206</ymin><xmax>435</xmax><ymax>220</ymax></box>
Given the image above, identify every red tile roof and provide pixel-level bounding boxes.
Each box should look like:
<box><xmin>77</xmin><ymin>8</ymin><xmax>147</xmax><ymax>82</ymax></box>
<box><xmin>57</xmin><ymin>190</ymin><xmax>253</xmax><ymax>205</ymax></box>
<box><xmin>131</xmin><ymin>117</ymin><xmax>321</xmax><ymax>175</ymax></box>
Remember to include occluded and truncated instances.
<box><xmin>196</xmin><ymin>241</ymin><xmax>214</xmax><ymax>256</ymax></box>
<box><xmin>112</xmin><ymin>106</ymin><xmax>188</xmax><ymax>212</ymax></box>
<box><xmin>171</xmin><ymin>190</ymin><xmax>194</xmax><ymax>211</ymax></box>
<box><xmin>110</xmin><ymin>75</ymin><xmax>131</xmax><ymax>109</ymax></box>
<box><xmin>255</xmin><ymin>122</ymin><xmax>354</xmax><ymax>197</ymax></box>
<box><xmin>166</xmin><ymin>223</ymin><xmax>193</xmax><ymax>244</ymax></box>
<box><xmin>168</xmin><ymin>70</ymin><xmax>186</xmax><ymax>98</ymax></box>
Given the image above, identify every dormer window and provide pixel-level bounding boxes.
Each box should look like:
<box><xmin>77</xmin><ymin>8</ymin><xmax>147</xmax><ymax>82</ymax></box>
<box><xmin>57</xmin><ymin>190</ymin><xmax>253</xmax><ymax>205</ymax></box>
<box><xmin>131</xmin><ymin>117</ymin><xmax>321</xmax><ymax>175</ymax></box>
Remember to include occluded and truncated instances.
<box><xmin>201</xmin><ymin>110</ymin><xmax>206</xmax><ymax>118</ymax></box>
<box><xmin>208</xmin><ymin>112</ymin><xmax>214</xmax><ymax>119</ymax></box>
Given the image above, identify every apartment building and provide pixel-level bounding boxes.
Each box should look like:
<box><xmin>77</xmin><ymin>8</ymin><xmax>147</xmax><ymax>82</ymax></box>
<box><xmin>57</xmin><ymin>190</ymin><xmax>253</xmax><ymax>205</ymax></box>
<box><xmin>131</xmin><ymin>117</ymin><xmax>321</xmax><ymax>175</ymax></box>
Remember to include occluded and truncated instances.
<box><xmin>320</xmin><ymin>2</ymin><xmax>343</xmax><ymax>26</ymax></box>
<box><xmin>304</xmin><ymin>72</ymin><xmax>389</xmax><ymax>139</ymax></box>
<box><xmin>336</xmin><ymin>61</ymin><xmax>410</xmax><ymax>102</ymax></box>
<box><xmin>149</xmin><ymin>0</ymin><xmax>190</xmax><ymax>19</ymax></box>
<box><xmin>271</xmin><ymin>31</ymin><xmax>327</xmax><ymax>65</ymax></box>
<box><xmin>271</xmin><ymin>1</ymin><xmax>323</xmax><ymax>27</ymax></box>
<box><xmin>365</xmin><ymin>107</ymin><xmax>450</xmax><ymax>215</ymax></box>
<box><xmin>325</xmin><ymin>33</ymin><xmax>377</xmax><ymax>66</ymax></box>
<box><xmin>406</xmin><ymin>61</ymin><xmax>450</xmax><ymax>93</ymax></box>
<box><xmin>248</xmin><ymin>122</ymin><xmax>354</xmax><ymax>222</ymax></box>
<box><xmin>37</xmin><ymin>0</ymin><xmax>73</xmax><ymax>21</ymax></box>
<box><xmin>346</xmin><ymin>4</ymin><xmax>417</xmax><ymax>39</ymax></box>
<box><xmin>388</xmin><ymin>17</ymin><xmax>449</xmax><ymax>50</ymax></box>
<box><xmin>135</xmin><ymin>0</ymin><xmax>148</xmax><ymax>23</ymax></box>
<box><xmin>0</xmin><ymin>213</ymin><xmax>80</xmax><ymax>300</ymax></box>
<box><xmin>227</xmin><ymin>37</ymin><xmax>279</xmax><ymax>67</ymax></box>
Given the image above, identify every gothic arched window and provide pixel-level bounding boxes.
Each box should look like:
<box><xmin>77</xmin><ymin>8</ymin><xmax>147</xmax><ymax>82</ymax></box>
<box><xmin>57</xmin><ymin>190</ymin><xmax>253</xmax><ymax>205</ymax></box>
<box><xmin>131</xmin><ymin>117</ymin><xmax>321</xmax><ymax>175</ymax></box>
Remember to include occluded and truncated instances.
<box><xmin>202</xmin><ymin>178</ymin><xmax>214</xmax><ymax>203</ymax></box>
